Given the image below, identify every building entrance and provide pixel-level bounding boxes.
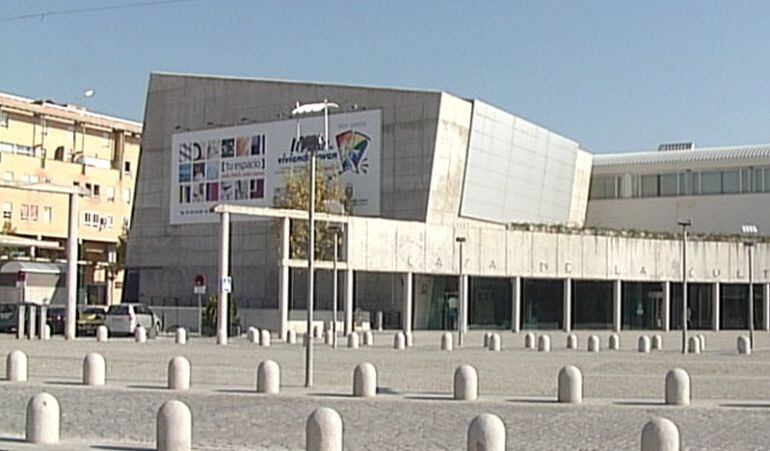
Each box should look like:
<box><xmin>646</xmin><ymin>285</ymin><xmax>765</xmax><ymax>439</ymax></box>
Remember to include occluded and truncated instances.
<box><xmin>671</xmin><ymin>283</ymin><xmax>713</xmax><ymax>330</ymax></box>
<box><xmin>622</xmin><ymin>282</ymin><xmax>665</xmax><ymax>329</ymax></box>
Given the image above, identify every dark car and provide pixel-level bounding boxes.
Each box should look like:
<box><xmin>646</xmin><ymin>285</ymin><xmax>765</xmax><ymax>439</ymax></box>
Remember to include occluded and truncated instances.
<box><xmin>0</xmin><ymin>304</ymin><xmax>16</xmax><ymax>333</ymax></box>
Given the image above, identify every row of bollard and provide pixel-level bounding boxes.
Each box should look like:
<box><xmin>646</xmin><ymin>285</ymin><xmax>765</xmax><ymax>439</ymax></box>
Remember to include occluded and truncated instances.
<box><xmin>20</xmin><ymin>388</ymin><xmax>682</xmax><ymax>450</ymax></box>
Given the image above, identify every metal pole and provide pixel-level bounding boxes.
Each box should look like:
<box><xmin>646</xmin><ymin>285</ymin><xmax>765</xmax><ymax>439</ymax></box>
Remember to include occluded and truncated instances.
<box><xmin>197</xmin><ymin>293</ymin><xmax>202</xmax><ymax>336</ymax></box>
<box><xmin>749</xmin><ymin>244</ymin><xmax>755</xmax><ymax>349</ymax></box>
<box><xmin>65</xmin><ymin>192</ymin><xmax>78</xmax><ymax>340</ymax></box>
<box><xmin>305</xmin><ymin>110</ymin><xmax>319</xmax><ymax>388</ymax></box>
<box><xmin>458</xmin><ymin>240</ymin><xmax>464</xmax><ymax>347</ymax></box>
<box><xmin>681</xmin><ymin>225</ymin><xmax>688</xmax><ymax>354</ymax></box>
<box><xmin>217</xmin><ymin>211</ymin><xmax>230</xmax><ymax>345</ymax></box>
<box><xmin>332</xmin><ymin>230</ymin><xmax>338</xmax><ymax>348</ymax></box>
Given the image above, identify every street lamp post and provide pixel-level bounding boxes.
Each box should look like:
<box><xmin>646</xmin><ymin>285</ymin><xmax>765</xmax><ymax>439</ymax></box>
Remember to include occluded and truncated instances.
<box><xmin>678</xmin><ymin>219</ymin><xmax>692</xmax><ymax>354</ymax></box>
<box><xmin>324</xmin><ymin>200</ymin><xmax>345</xmax><ymax>349</ymax></box>
<box><xmin>742</xmin><ymin>224</ymin><xmax>759</xmax><ymax>349</ymax></box>
<box><xmin>291</xmin><ymin>100</ymin><xmax>338</xmax><ymax>388</ymax></box>
<box><xmin>456</xmin><ymin>236</ymin><xmax>466</xmax><ymax>347</ymax></box>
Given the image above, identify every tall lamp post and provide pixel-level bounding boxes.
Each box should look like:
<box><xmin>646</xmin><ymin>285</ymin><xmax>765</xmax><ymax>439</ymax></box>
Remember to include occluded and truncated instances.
<box><xmin>456</xmin><ymin>236</ymin><xmax>466</xmax><ymax>347</ymax></box>
<box><xmin>678</xmin><ymin>219</ymin><xmax>692</xmax><ymax>354</ymax></box>
<box><xmin>291</xmin><ymin>100</ymin><xmax>338</xmax><ymax>388</ymax></box>
<box><xmin>741</xmin><ymin>224</ymin><xmax>759</xmax><ymax>349</ymax></box>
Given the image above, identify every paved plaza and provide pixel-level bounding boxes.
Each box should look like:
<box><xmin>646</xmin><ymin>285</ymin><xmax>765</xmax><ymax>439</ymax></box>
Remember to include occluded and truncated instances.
<box><xmin>0</xmin><ymin>330</ymin><xmax>769</xmax><ymax>450</ymax></box>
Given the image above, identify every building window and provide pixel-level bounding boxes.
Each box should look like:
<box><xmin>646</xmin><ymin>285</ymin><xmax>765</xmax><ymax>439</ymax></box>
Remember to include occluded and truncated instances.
<box><xmin>84</xmin><ymin>211</ymin><xmax>101</xmax><ymax>227</ymax></box>
<box><xmin>722</xmin><ymin>170</ymin><xmax>740</xmax><ymax>194</ymax></box>
<box><xmin>124</xmin><ymin>161</ymin><xmax>132</xmax><ymax>174</ymax></box>
<box><xmin>93</xmin><ymin>184</ymin><xmax>100</xmax><ymax>198</ymax></box>
<box><xmin>2</xmin><ymin>202</ymin><xmax>11</xmax><ymax>220</ymax></box>
<box><xmin>29</xmin><ymin>205</ymin><xmax>38</xmax><ymax>222</ymax></box>
<box><xmin>123</xmin><ymin>188</ymin><xmax>131</xmax><ymax>204</ymax></box>
<box><xmin>42</xmin><ymin>206</ymin><xmax>52</xmax><ymax>224</ymax></box>
<box><xmin>700</xmin><ymin>171</ymin><xmax>721</xmax><ymax>195</ymax></box>
<box><xmin>659</xmin><ymin>173</ymin><xmax>678</xmax><ymax>196</ymax></box>
<box><xmin>640</xmin><ymin>174</ymin><xmax>658</xmax><ymax>197</ymax></box>
<box><xmin>20</xmin><ymin>204</ymin><xmax>29</xmax><ymax>221</ymax></box>
<box><xmin>2</xmin><ymin>171</ymin><xmax>12</xmax><ymax>182</ymax></box>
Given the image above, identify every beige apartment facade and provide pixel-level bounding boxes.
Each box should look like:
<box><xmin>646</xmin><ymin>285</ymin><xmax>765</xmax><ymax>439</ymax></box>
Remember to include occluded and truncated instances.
<box><xmin>0</xmin><ymin>92</ymin><xmax>141</xmax><ymax>305</ymax></box>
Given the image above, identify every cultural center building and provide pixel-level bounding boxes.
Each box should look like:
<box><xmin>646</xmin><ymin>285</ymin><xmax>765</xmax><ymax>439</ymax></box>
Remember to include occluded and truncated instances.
<box><xmin>125</xmin><ymin>72</ymin><xmax>770</xmax><ymax>338</ymax></box>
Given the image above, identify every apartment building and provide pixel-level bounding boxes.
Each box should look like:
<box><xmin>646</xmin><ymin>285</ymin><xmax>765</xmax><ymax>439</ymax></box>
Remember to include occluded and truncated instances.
<box><xmin>0</xmin><ymin>92</ymin><xmax>141</xmax><ymax>305</ymax></box>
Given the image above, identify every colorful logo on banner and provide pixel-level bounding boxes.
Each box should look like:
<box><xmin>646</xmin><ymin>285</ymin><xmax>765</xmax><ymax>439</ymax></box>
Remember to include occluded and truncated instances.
<box><xmin>336</xmin><ymin>130</ymin><xmax>370</xmax><ymax>174</ymax></box>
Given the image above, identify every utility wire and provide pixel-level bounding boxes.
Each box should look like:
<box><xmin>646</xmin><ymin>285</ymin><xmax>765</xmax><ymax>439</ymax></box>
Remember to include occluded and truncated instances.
<box><xmin>0</xmin><ymin>0</ymin><xmax>217</xmax><ymax>22</ymax></box>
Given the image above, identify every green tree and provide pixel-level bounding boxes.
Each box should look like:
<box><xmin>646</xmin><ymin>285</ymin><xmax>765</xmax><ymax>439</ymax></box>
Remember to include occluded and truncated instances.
<box><xmin>274</xmin><ymin>164</ymin><xmax>347</xmax><ymax>261</ymax></box>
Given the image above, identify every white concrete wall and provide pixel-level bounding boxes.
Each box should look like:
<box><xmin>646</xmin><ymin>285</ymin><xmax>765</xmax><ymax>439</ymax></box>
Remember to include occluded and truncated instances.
<box><xmin>346</xmin><ymin>215</ymin><xmax>770</xmax><ymax>284</ymax></box>
<box><xmin>586</xmin><ymin>193</ymin><xmax>770</xmax><ymax>235</ymax></box>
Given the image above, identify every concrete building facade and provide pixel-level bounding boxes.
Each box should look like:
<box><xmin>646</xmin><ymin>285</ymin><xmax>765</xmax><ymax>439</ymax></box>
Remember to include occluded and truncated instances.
<box><xmin>126</xmin><ymin>73</ymin><xmax>770</xmax><ymax>335</ymax></box>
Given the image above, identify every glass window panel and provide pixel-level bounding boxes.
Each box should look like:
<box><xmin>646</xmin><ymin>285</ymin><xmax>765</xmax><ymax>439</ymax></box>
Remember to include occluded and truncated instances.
<box><xmin>763</xmin><ymin>168</ymin><xmax>770</xmax><ymax>193</ymax></box>
<box><xmin>692</xmin><ymin>172</ymin><xmax>701</xmax><ymax>194</ymax></box>
<box><xmin>641</xmin><ymin>174</ymin><xmax>658</xmax><ymax>197</ymax></box>
<box><xmin>754</xmin><ymin>168</ymin><xmax>765</xmax><ymax>192</ymax></box>
<box><xmin>722</xmin><ymin>170</ymin><xmax>740</xmax><ymax>194</ymax></box>
<box><xmin>700</xmin><ymin>171</ymin><xmax>721</xmax><ymax>195</ymax></box>
<box><xmin>742</xmin><ymin>169</ymin><xmax>751</xmax><ymax>193</ymax></box>
<box><xmin>660</xmin><ymin>173</ymin><xmax>678</xmax><ymax>196</ymax></box>
<box><xmin>679</xmin><ymin>172</ymin><xmax>687</xmax><ymax>195</ymax></box>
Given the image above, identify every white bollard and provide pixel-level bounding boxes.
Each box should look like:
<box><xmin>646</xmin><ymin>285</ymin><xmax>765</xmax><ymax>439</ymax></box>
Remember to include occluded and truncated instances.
<box><xmin>175</xmin><ymin>327</ymin><xmax>187</xmax><ymax>345</ymax></box>
<box><xmin>394</xmin><ymin>331</ymin><xmax>406</xmax><ymax>350</ymax></box>
<box><xmin>363</xmin><ymin>330</ymin><xmax>373</xmax><ymax>346</ymax></box>
<box><xmin>314</xmin><ymin>325</ymin><xmax>323</xmax><ymax>339</ymax></box>
<box><xmin>168</xmin><ymin>356</ymin><xmax>191</xmax><ymax>390</ymax></box>
<box><xmin>405</xmin><ymin>331</ymin><xmax>414</xmax><ymax>347</ymax></box>
<box><xmin>641</xmin><ymin>417</ymin><xmax>680</xmax><ymax>451</ymax></box>
<box><xmin>588</xmin><ymin>335</ymin><xmax>600</xmax><ymax>352</ymax></box>
<box><xmin>353</xmin><ymin>362</ymin><xmax>377</xmax><ymax>398</ymax></box>
<box><xmin>638</xmin><ymin>336</ymin><xmax>651</xmax><ymax>353</ymax></box>
<box><xmin>325</xmin><ymin>329</ymin><xmax>334</xmax><ymax>346</ymax></box>
<box><xmin>287</xmin><ymin>330</ymin><xmax>297</xmax><ymax>344</ymax></box>
<box><xmin>687</xmin><ymin>336</ymin><xmax>701</xmax><ymax>354</ymax></box>
<box><xmin>524</xmin><ymin>332</ymin><xmax>535</xmax><ymax>349</ymax></box>
<box><xmin>567</xmin><ymin>334</ymin><xmax>578</xmax><ymax>349</ymax></box>
<box><xmin>609</xmin><ymin>334</ymin><xmax>620</xmax><ymax>350</ymax></box>
<box><xmin>488</xmin><ymin>333</ymin><xmax>501</xmax><ymax>352</ymax></box>
<box><xmin>454</xmin><ymin>364</ymin><xmax>479</xmax><ymax>401</ymax></box>
<box><xmin>96</xmin><ymin>325</ymin><xmax>109</xmax><ymax>342</ymax></box>
<box><xmin>652</xmin><ymin>334</ymin><xmax>663</xmax><ymax>350</ymax></box>
<box><xmin>41</xmin><ymin>324</ymin><xmax>51</xmax><ymax>341</ymax></box>
<box><xmin>698</xmin><ymin>334</ymin><xmax>706</xmax><ymax>351</ymax></box>
<box><xmin>441</xmin><ymin>332</ymin><xmax>453</xmax><ymax>351</ymax></box>
<box><xmin>737</xmin><ymin>336</ymin><xmax>751</xmax><ymax>355</ymax></box>
<box><xmin>483</xmin><ymin>332</ymin><xmax>491</xmax><ymax>348</ymax></box>
<box><xmin>135</xmin><ymin>325</ymin><xmax>147</xmax><ymax>343</ymax></box>
<box><xmin>347</xmin><ymin>332</ymin><xmax>360</xmax><ymax>349</ymax></box>
<box><xmin>247</xmin><ymin>327</ymin><xmax>259</xmax><ymax>343</ymax></box>
<box><xmin>256</xmin><ymin>360</ymin><xmax>280</xmax><ymax>394</ymax></box>
<box><xmin>558</xmin><ymin>365</ymin><xmax>583</xmax><ymax>404</ymax></box>
<box><xmin>665</xmin><ymin>368</ymin><xmax>690</xmax><ymax>406</ymax></box>
<box><xmin>25</xmin><ymin>392</ymin><xmax>59</xmax><ymax>444</ymax></box>
<box><xmin>7</xmin><ymin>350</ymin><xmax>28</xmax><ymax>382</ymax></box>
<box><xmin>306</xmin><ymin>407</ymin><xmax>343</xmax><ymax>451</ymax></box>
<box><xmin>467</xmin><ymin>413</ymin><xmax>506</xmax><ymax>451</ymax></box>
<box><xmin>538</xmin><ymin>334</ymin><xmax>551</xmax><ymax>352</ymax></box>
<box><xmin>260</xmin><ymin>329</ymin><xmax>271</xmax><ymax>347</ymax></box>
<box><xmin>156</xmin><ymin>399</ymin><xmax>192</xmax><ymax>451</ymax></box>
<box><xmin>83</xmin><ymin>352</ymin><xmax>106</xmax><ymax>386</ymax></box>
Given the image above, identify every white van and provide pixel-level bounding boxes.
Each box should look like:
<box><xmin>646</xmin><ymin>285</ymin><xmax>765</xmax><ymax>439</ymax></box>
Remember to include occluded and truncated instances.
<box><xmin>104</xmin><ymin>303</ymin><xmax>160</xmax><ymax>336</ymax></box>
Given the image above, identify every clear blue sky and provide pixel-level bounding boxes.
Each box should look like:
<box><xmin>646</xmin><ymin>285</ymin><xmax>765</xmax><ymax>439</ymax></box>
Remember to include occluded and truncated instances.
<box><xmin>2</xmin><ymin>0</ymin><xmax>769</xmax><ymax>154</ymax></box>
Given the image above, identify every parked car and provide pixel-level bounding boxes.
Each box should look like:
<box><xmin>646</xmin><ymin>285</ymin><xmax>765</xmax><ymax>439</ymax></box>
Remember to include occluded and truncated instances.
<box><xmin>77</xmin><ymin>306</ymin><xmax>106</xmax><ymax>335</ymax></box>
<box><xmin>0</xmin><ymin>304</ymin><xmax>17</xmax><ymax>333</ymax></box>
<box><xmin>104</xmin><ymin>303</ymin><xmax>161</xmax><ymax>336</ymax></box>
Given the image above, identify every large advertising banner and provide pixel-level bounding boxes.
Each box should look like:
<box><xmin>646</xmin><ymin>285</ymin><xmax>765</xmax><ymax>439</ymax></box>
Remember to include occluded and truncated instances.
<box><xmin>169</xmin><ymin>110</ymin><xmax>381</xmax><ymax>224</ymax></box>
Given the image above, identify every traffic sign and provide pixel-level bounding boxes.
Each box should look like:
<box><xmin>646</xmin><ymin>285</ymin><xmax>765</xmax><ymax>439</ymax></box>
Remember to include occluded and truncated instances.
<box><xmin>194</xmin><ymin>274</ymin><xmax>206</xmax><ymax>294</ymax></box>
<box><xmin>221</xmin><ymin>276</ymin><xmax>232</xmax><ymax>294</ymax></box>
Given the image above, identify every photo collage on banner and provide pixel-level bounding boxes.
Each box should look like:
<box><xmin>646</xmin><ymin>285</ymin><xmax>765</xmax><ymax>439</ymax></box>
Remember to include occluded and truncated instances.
<box><xmin>177</xmin><ymin>134</ymin><xmax>266</xmax><ymax>210</ymax></box>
